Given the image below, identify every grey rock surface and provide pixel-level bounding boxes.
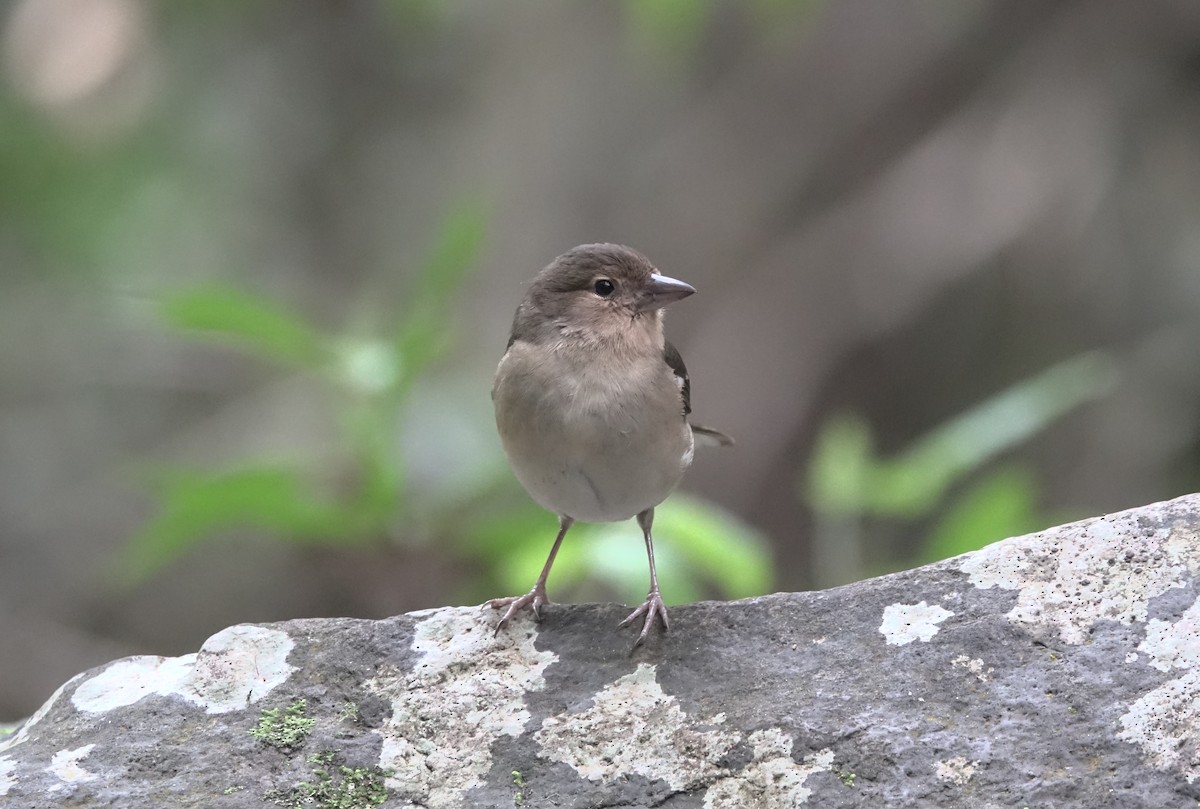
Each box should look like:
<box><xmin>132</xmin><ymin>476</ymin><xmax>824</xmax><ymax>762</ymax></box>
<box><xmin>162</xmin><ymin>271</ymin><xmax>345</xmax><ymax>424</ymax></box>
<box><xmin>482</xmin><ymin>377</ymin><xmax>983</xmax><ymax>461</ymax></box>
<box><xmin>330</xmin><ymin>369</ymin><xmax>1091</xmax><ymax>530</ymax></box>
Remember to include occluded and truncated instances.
<box><xmin>4</xmin><ymin>494</ymin><xmax>1200</xmax><ymax>808</ymax></box>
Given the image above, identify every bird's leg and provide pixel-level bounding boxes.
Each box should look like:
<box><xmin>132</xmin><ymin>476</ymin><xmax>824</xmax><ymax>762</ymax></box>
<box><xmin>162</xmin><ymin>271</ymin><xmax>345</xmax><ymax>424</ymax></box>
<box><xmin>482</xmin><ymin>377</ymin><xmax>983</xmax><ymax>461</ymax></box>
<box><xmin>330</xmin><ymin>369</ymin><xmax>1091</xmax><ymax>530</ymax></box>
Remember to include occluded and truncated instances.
<box><xmin>486</xmin><ymin>515</ymin><xmax>573</xmax><ymax>635</ymax></box>
<box><xmin>619</xmin><ymin>507</ymin><xmax>670</xmax><ymax>647</ymax></box>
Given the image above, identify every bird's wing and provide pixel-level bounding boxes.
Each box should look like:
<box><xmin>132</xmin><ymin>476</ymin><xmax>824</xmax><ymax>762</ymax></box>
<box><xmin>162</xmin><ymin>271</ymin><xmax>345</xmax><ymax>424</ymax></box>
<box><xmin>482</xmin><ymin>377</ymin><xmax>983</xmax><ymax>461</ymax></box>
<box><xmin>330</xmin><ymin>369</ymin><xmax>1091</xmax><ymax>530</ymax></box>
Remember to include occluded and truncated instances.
<box><xmin>662</xmin><ymin>340</ymin><xmax>692</xmax><ymax>417</ymax></box>
<box><xmin>505</xmin><ymin>303</ymin><xmax>527</xmax><ymax>350</ymax></box>
<box><xmin>664</xmin><ymin>340</ymin><xmax>734</xmax><ymax>447</ymax></box>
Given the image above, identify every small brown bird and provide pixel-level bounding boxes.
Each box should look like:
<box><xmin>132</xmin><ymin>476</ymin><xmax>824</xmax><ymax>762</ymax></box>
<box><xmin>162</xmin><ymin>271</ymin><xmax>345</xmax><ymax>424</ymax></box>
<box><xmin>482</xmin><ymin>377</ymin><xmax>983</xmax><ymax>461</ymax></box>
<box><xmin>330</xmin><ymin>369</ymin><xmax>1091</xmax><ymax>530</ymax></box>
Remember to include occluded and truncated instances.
<box><xmin>487</xmin><ymin>243</ymin><xmax>731</xmax><ymax>646</ymax></box>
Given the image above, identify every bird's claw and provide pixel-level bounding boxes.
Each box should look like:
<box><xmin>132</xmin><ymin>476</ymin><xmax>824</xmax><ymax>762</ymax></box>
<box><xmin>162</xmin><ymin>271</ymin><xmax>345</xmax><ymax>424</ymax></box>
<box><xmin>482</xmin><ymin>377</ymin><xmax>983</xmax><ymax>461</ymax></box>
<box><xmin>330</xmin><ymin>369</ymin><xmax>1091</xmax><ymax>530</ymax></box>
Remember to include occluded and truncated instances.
<box><xmin>619</xmin><ymin>590</ymin><xmax>670</xmax><ymax>648</ymax></box>
<box><xmin>485</xmin><ymin>588</ymin><xmax>551</xmax><ymax>636</ymax></box>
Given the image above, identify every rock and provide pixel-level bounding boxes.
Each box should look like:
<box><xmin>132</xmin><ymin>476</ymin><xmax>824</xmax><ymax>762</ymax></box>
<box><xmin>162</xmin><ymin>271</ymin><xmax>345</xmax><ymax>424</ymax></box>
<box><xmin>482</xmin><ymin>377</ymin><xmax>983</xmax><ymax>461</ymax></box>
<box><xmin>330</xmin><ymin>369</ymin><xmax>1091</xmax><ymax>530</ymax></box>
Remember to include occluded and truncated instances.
<box><xmin>3</xmin><ymin>494</ymin><xmax>1200</xmax><ymax>807</ymax></box>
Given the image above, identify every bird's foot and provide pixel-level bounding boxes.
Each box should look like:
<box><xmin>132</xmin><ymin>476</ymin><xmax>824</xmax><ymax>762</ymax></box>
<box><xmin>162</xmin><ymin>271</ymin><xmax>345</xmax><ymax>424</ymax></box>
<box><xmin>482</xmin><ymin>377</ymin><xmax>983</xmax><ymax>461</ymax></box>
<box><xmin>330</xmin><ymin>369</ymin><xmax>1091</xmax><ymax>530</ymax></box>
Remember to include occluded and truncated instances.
<box><xmin>619</xmin><ymin>589</ymin><xmax>670</xmax><ymax>648</ymax></box>
<box><xmin>484</xmin><ymin>586</ymin><xmax>551</xmax><ymax>635</ymax></box>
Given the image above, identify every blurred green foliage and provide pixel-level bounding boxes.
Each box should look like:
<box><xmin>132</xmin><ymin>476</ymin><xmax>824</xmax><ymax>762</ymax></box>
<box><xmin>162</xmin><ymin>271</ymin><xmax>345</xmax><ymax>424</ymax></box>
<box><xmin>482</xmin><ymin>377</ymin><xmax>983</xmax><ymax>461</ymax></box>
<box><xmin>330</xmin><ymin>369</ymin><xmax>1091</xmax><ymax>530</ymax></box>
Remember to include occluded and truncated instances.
<box><xmin>0</xmin><ymin>95</ymin><xmax>163</xmax><ymax>268</ymax></box>
<box><xmin>804</xmin><ymin>352</ymin><xmax>1119</xmax><ymax>581</ymax></box>
<box><xmin>162</xmin><ymin>287</ymin><xmax>327</xmax><ymax>370</ymax></box>
<box><xmin>463</xmin><ymin>493</ymin><xmax>770</xmax><ymax>608</ymax></box>
<box><xmin>624</xmin><ymin>0</ymin><xmax>824</xmax><ymax>58</ymax></box>
<box><xmin>119</xmin><ymin>199</ymin><xmax>488</xmax><ymax>582</ymax></box>
<box><xmin>119</xmin><ymin>199</ymin><xmax>770</xmax><ymax>606</ymax></box>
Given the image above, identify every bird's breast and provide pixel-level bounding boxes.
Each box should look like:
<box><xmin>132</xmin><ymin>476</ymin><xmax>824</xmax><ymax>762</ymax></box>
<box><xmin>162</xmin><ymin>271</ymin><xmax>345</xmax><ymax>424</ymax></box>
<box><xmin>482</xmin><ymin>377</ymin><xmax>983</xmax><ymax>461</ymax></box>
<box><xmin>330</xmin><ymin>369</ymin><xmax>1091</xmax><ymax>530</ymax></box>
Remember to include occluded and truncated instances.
<box><xmin>494</xmin><ymin>343</ymin><xmax>693</xmax><ymax>522</ymax></box>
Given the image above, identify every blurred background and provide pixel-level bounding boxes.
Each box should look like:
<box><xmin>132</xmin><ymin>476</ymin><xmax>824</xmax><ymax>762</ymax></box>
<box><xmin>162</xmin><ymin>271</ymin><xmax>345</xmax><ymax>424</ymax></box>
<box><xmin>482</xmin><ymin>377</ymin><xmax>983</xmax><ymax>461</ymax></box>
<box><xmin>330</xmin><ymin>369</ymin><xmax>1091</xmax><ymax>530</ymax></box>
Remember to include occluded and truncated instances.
<box><xmin>3</xmin><ymin>0</ymin><xmax>1200</xmax><ymax>720</ymax></box>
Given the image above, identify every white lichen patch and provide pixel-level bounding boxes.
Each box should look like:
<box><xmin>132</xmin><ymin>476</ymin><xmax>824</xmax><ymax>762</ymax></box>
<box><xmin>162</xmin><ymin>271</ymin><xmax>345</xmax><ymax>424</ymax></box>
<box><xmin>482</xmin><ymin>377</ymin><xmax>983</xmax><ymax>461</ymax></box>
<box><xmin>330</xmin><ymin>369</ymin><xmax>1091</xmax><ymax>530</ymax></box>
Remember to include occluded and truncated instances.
<box><xmin>1118</xmin><ymin>669</ymin><xmax>1200</xmax><ymax>782</ymax></box>
<box><xmin>935</xmin><ymin>756</ymin><xmax>978</xmax><ymax>785</ymax></box>
<box><xmin>535</xmin><ymin>662</ymin><xmax>831</xmax><ymax>804</ymax></box>
<box><xmin>71</xmin><ymin>655</ymin><xmax>193</xmax><ymax>713</ymax></box>
<box><xmin>536</xmin><ymin>663</ymin><xmax>739</xmax><ymax>790</ymax></box>
<box><xmin>1139</xmin><ymin>597</ymin><xmax>1200</xmax><ymax>673</ymax></box>
<box><xmin>179</xmin><ymin>624</ymin><xmax>295</xmax><ymax>712</ymax></box>
<box><xmin>960</xmin><ymin>502</ymin><xmax>1200</xmax><ymax>644</ymax></box>
<box><xmin>951</xmin><ymin>655</ymin><xmax>993</xmax><ymax>682</ymax></box>
<box><xmin>47</xmin><ymin>744</ymin><xmax>97</xmax><ymax>786</ymax></box>
<box><xmin>71</xmin><ymin>625</ymin><xmax>295</xmax><ymax>715</ymax></box>
<box><xmin>704</xmin><ymin>730</ymin><xmax>834</xmax><ymax>808</ymax></box>
<box><xmin>0</xmin><ymin>755</ymin><xmax>16</xmax><ymax>795</ymax></box>
<box><xmin>373</xmin><ymin>607</ymin><xmax>557</xmax><ymax>808</ymax></box>
<box><xmin>879</xmin><ymin>601</ymin><xmax>954</xmax><ymax>645</ymax></box>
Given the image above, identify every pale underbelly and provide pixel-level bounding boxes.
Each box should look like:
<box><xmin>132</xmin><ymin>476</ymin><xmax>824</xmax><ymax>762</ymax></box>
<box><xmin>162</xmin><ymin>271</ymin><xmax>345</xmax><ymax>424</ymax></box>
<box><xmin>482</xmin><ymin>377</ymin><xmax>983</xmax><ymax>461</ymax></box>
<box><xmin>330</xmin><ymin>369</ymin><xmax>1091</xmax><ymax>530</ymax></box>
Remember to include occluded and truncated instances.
<box><xmin>503</xmin><ymin>420</ymin><xmax>693</xmax><ymax>523</ymax></box>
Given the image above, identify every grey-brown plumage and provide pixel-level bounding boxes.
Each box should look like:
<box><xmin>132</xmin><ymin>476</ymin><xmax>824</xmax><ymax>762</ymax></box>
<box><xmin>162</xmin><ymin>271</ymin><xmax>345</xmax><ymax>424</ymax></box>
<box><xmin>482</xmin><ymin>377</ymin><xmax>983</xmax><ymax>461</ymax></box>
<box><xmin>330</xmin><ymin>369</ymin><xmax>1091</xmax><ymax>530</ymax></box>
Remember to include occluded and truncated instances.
<box><xmin>487</xmin><ymin>243</ymin><xmax>731</xmax><ymax>647</ymax></box>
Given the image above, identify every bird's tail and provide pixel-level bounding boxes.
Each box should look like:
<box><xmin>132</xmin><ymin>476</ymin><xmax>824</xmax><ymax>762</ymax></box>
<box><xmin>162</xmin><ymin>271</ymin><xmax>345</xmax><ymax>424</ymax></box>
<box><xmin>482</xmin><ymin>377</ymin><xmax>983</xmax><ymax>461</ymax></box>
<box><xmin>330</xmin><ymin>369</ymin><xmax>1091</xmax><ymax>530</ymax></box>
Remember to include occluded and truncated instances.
<box><xmin>691</xmin><ymin>424</ymin><xmax>734</xmax><ymax>448</ymax></box>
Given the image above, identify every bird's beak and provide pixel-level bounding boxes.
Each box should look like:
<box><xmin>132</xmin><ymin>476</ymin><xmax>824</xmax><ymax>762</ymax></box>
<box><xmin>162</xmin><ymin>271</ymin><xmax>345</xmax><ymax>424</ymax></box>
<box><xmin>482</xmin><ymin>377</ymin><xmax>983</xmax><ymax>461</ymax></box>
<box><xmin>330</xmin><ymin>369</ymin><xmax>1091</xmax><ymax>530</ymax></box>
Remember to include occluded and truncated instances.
<box><xmin>638</xmin><ymin>273</ymin><xmax>696</xmax><ymax>312</ymax></box>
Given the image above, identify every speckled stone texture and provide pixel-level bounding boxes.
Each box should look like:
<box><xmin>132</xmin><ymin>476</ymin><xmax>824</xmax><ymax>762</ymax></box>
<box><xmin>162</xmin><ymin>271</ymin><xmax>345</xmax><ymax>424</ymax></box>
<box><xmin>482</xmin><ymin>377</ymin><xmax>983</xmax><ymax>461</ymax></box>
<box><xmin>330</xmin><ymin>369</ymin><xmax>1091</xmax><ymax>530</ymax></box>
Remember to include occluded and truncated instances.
<box><xmin>4</xmin><ymin>494</ymin><xmax>1200</xmax><ymax>808</ymax></box>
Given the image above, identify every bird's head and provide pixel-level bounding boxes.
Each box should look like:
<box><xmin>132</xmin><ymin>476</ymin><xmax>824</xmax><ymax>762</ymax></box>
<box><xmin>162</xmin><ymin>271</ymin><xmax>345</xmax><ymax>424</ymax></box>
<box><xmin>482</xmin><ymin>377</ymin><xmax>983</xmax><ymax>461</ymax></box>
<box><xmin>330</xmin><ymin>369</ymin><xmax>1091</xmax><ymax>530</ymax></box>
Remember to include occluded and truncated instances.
<box><xmin>518</xmin><ymin>243</ymin><xmax>695</xmax><ymax>349</ymax></box>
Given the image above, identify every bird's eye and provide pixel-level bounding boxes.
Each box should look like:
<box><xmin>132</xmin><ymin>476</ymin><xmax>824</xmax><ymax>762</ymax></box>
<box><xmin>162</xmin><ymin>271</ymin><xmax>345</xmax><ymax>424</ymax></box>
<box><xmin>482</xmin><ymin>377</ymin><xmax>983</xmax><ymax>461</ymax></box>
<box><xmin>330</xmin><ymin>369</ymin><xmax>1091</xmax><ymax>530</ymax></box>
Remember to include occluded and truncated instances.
<box><xmin>594</xmin><ymin>279</ymin><xmax>615</xmax><ymax>297</ymax></box>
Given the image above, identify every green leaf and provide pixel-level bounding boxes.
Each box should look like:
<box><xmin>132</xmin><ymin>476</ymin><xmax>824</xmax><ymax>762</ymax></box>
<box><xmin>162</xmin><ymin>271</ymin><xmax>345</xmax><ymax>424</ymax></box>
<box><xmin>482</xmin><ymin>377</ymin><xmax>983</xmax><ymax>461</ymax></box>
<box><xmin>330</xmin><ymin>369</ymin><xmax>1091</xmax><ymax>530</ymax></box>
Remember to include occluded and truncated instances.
<box><xmin>803</xmin><ymin>413</ymin><xmax>874</xmax><ymax>516</ymax></box>
<box><xmin>410</xmin><ymin>197</ymin><xmax>489</xmax><ymax>308</ymax></box>
<box><xmin>0</xmin><ymin>95</ymin><xmax>166</xmax><ymax>269</ymax></box>
<box><xmin>868</xmin><ymin>351</ymin><xmax>1119</xmax><ymax>518</ymax></box>
<box><xmin>624</xmin><ymin>0</ymin><xmax>712</xmax><ymax>59</ymax></box>
<box><xmin>162</xmin><ymin>285</ymin><xmax>326</xmax><ymax>369</ymax></box>
<box><xmin>118</xmin><ymin>465</ymin><xmax>353</xmax><ymax>582</ymax></box>
<box><xmin>869</xmin><ymin>452</ymin><xmax>955</xmax><ymax>519</ymax></box>
<box><xmin>653</xmin><ymin>495</ymin><xmax>772</xmax><ymax>599</ymax></box>
<box><xmin>354</xmin><ymin>436</ymin><xmax>405</xmax><ymax>525</ymax></box>
<box><xmin>919</xmin><ymin>465</ymin><xmax>1043</xmax><ymax>564</ymax></box>
<box><xmin>394</xmin><ymin>199</ymin><xmax>488</xmax><ymax>387</ymax></box>
<box><xmin>476</xmin><ymin>495</ymin><xmax>770</xmax><ymax>606</ymax></box>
